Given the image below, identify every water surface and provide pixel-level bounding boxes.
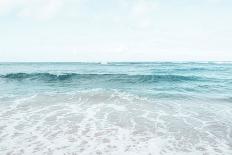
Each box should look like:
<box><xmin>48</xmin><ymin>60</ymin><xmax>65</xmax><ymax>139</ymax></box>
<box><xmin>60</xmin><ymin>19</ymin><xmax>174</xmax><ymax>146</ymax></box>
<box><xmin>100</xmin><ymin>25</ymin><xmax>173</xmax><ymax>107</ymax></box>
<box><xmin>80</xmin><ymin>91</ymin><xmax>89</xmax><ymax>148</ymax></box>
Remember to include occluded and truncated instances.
<box><xmin>0</xmin><ymin>62</ymin><xmax>232</xmax><ymax>155</ymax></box>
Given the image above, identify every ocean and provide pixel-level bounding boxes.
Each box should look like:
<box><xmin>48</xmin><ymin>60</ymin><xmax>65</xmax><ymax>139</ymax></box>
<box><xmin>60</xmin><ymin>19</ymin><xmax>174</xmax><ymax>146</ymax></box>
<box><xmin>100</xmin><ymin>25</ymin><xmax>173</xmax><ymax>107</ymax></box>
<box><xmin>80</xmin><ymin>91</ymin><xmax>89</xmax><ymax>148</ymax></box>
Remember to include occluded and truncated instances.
<box><xmin>0</xmin><ymin>62</ymin><xmax>232</xmax><ymax>155</ymax></box>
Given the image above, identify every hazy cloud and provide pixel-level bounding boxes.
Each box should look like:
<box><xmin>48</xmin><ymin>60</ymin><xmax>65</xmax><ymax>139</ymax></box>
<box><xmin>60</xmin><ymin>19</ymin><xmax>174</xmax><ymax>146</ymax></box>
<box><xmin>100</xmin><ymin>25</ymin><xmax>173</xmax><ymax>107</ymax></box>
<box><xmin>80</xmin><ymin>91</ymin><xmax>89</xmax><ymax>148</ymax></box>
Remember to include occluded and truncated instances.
<box><xmin>0</xmin><ymin>0</ymin><xmax>232</xmax><ymax>61</ymax></box>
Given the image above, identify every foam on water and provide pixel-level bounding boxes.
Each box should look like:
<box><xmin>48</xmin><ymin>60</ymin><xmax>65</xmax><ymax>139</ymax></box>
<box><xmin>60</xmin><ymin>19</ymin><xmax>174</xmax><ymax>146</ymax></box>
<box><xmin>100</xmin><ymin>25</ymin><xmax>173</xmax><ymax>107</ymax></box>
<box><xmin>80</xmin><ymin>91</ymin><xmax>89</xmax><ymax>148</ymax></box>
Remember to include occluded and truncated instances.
<box><xmin>1</xmin><ymin>62</ymin><xmax>232</xmax><ymax>155</ymax></box>
<box><xmin>0</xmin><ymin>90</ymin><xmax>231</xmax><ymax>155</ymax></box>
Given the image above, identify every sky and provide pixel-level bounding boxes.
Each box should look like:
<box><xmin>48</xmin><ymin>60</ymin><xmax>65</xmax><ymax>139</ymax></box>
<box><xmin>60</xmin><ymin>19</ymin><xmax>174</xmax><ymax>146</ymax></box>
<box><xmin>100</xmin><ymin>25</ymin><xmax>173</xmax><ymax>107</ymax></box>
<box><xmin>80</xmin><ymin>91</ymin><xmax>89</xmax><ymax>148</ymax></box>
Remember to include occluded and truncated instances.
<box><xmin>0</xmin><ymin>0</ymin><xmax>232</xmax><ymax>62</ymax></box>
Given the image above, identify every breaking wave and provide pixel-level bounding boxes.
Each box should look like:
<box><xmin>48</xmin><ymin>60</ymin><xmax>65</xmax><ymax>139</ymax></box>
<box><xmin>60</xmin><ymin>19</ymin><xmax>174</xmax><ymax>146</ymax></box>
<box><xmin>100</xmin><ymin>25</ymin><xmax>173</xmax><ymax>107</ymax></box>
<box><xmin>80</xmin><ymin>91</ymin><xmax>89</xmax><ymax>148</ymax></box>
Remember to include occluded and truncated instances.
<box><xmin>0</xmin><ymin>73</ymin><xmax>204</xmax><ymax>83</ymax></box>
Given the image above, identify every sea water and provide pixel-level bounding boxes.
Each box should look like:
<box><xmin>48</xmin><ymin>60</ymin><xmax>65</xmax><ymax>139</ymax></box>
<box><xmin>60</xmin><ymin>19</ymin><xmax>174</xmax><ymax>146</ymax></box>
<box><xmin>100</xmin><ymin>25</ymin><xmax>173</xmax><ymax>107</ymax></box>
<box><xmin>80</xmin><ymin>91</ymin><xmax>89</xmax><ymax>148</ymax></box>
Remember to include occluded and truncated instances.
<box><xmin>0</xmin><ymin>62</ymin><xmax>232</xmax><ymax>155</ymax></box>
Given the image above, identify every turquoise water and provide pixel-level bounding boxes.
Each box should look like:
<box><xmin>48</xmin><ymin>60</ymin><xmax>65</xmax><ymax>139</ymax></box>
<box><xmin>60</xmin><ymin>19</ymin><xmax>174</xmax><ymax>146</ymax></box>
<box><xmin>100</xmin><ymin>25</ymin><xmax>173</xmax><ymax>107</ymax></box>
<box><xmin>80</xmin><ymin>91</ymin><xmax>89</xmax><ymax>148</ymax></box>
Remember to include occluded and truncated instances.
<box><xmin>0</xmin><ymin>62</ymin><xmax>232</xmax><ymax>154</ymax></box>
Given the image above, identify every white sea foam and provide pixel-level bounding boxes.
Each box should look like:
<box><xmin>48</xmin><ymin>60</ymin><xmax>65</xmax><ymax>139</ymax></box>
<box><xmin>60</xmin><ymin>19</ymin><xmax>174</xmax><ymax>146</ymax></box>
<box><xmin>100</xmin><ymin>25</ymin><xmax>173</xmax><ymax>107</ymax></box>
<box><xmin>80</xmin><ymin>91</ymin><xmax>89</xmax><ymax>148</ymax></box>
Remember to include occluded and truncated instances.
<box><xmin>0</xmin><ymin>90</ymin><xmax>232</xmax><ymax>155</ymax></box>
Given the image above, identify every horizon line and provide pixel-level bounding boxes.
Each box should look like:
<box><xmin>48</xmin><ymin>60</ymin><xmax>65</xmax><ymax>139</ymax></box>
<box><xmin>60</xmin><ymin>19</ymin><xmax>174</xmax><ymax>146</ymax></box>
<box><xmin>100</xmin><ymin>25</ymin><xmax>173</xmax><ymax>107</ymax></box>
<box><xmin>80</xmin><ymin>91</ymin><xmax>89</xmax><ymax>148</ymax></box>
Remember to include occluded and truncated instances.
<box><xmin>1</xmin><ymin>60</ymin><xmax>232</xmax><ymax>63</ymax></box>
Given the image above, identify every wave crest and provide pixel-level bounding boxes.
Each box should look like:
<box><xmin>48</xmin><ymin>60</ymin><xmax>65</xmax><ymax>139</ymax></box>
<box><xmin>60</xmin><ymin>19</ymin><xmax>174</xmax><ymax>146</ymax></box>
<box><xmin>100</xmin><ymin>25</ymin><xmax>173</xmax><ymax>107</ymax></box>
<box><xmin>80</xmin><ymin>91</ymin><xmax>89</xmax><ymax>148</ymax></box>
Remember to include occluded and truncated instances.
<box><xmin>0</xmin><ymin>73</ymin><xmax>203</xmax><ymax>83</ymax></box>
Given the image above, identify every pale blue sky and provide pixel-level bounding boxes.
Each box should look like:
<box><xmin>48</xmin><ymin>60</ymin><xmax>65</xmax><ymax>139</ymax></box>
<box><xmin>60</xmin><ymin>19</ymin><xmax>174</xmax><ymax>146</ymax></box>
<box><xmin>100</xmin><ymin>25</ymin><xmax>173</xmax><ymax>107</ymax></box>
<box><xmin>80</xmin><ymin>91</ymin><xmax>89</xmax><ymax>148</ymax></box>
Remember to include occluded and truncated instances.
<box><xmin>0</xmin><ymin>0</ymin><xmax>232</xmax><ymax>62</ymax></box>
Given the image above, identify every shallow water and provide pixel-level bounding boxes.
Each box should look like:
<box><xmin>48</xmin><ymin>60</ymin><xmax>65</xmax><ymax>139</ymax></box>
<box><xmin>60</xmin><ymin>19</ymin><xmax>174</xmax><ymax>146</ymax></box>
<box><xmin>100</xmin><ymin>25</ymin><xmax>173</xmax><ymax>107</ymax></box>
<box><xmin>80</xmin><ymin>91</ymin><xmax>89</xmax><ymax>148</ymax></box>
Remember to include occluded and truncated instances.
<box><xmin>0</xmin><ymin>62</ymin><xmax>232</xmax><ymax>155</ymax></box>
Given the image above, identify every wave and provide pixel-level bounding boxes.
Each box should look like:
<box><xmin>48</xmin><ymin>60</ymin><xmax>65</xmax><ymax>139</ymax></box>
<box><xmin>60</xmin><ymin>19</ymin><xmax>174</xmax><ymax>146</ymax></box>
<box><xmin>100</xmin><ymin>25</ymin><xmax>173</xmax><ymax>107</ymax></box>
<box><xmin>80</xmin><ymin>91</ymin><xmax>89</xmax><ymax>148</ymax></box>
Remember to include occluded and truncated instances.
<box><xmin>0</xmin><ymin>73</ymin><xmax>204</xmax><ymax>83</ymax></box>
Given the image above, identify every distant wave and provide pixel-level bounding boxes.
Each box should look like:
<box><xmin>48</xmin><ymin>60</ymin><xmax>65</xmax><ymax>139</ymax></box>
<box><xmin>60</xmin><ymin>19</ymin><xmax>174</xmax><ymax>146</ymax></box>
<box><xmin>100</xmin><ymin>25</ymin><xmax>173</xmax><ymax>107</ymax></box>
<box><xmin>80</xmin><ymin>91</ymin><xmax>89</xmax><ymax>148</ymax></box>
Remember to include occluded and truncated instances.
<box><xmin>174</xmin><ymin>67</ymin><xmax>208</xmax><ymax>71</ymax></box>
<box><xmin>0</xmin><ymin>73</ymin><xmax>204</xmax><ymax>83</ymax></box>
